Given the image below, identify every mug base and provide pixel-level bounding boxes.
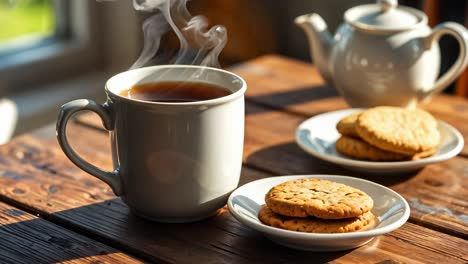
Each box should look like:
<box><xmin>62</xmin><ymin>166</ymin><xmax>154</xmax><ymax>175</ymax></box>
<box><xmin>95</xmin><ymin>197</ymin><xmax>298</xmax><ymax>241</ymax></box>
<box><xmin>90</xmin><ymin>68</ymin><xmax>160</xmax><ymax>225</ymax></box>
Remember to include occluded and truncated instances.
<box><xmin>130</xmin><ymin>208</ymin><xmax>221</xmax><ymax>223</ymax></box>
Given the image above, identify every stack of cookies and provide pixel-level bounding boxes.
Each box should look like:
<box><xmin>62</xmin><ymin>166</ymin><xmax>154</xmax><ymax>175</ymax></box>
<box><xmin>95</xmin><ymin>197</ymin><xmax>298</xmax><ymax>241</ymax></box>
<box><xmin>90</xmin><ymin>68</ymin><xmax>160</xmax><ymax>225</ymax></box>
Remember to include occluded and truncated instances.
<box><xmin>336</xmin><ymin>106</ymin><xmax>440</xmax><ymax>161</ymax></box>
<box><xmin>259</xmin><ymin>178</ymin><xmax>376</xmax><ymax>233</ymax></box>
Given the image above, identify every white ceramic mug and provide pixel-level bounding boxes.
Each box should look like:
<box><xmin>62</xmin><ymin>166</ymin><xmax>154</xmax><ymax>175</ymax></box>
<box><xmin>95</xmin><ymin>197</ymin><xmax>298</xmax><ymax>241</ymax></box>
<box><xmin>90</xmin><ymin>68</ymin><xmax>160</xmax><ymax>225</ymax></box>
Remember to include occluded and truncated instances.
<box><xmin>57</xmin><ymin>65</ymin><xmax>246</xmax><ymax>223</ymax></box>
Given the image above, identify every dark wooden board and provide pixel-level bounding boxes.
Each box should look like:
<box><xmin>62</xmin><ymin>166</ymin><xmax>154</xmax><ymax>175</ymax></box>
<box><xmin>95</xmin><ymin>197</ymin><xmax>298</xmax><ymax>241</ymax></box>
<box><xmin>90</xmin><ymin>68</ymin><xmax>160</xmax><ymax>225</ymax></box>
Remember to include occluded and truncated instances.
<box><xmin>1</xmin><ymin>55</ymin><xmax>467</xmax><ymax>263</ymax></box>
<box><xmin>74</xmin><ymin>101</ymin><xmax>468</xmax><ymax>238</ymax></box>
<box><xmin>0</xmin><ymin>119</ymin><xmax>465</xmax><ymax>263</ymax></box>
<box><xmin>243</xmin><ymin>103</ymin><xmax>468</xmax><ymax>238</ymax></box>
<box><xmin>74</xmin><ymin>56</ymin><xmax>468</xmax><ymax>158</ymax></box>
<box><xmin>230</xmin><ymin>55</ymin><xmax>468</xmax><ymax>157</ymax></box>
<box><xmin>0</xmin><ymin>200</ymin><xmax>141</xmax><ymax>263</ymax></box>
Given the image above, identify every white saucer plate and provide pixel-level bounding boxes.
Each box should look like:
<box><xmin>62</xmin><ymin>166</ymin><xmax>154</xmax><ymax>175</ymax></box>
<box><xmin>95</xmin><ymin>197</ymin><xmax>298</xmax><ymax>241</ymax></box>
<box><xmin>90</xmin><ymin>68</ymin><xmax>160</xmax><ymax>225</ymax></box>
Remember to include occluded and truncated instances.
<box><xmin>296</xmin><ymin>109</ymin><xmax>464</xmax><ymax>174</ymax></box>
<box><xmin>227</xmin><ymin>175</ymin><xmax>410</xmax><ymax>251</ymax></box>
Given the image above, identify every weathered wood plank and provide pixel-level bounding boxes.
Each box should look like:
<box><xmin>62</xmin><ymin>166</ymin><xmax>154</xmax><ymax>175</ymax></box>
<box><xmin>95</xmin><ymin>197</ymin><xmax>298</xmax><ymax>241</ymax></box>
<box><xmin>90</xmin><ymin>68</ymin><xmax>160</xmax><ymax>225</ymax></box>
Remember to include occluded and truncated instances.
<box><xmin>0</xmin><ymin>129</ymin><xmax>467</xmax><ymax>263</ymax></box>
<box><xmin>74</xmin><ymin>56</ymin><xmax>468</xmax><ymax>158</ymax></box>
<box><xmin>230</xmin><ymin>55</ymin><xmax>468</xmax><ymax>156</ymax></box>
<box><xmin>230</xmin><ymin>55</ymin><xmax>347</xmax><ymax>115</ymax></box>
<box><xmin>0</xmin><ymin>129</ymin><xmax>275</xmax><ymax>263</ymax></box>
<box><xmin>3</xmin><ymin>55</ymin><xmax>466</xmax><ymax>263</ymax></box>
<box><xmin>74</xmin><ymin>101</ymin><xmax>468</xmax><ymax>238</ymax></box>
<box><xmin>0</xmin><ymin>201</ymin><xmax>141</xmax><ymax>264</ymax></box>
<box><xmin>243</xmin><ymin>104</ymin><xmax>468</xmax><ymax>238</ymax></box>
<box><xmin>232</xmin><ymin>55</ymin><xmax>468</xmax><ymax>119</ymax></box>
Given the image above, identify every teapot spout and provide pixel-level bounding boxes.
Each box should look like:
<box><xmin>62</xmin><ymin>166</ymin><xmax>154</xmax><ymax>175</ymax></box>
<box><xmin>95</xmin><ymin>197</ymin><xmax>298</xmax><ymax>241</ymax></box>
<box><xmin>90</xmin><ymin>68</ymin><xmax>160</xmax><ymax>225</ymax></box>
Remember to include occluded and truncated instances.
<box><xmin>295</xmin><ymin>14</ymin><xmax>335</xmax><ymax>85</ymax></box>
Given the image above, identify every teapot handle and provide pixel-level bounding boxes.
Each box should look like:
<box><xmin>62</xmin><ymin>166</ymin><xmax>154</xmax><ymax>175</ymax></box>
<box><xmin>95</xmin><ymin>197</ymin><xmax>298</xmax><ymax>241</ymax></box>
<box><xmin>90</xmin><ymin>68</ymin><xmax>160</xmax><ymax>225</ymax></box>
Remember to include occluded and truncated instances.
<box><xmin>422</xmin><ymin>22</ymin><xmax>468</xmax><ymax>100</ymax></box>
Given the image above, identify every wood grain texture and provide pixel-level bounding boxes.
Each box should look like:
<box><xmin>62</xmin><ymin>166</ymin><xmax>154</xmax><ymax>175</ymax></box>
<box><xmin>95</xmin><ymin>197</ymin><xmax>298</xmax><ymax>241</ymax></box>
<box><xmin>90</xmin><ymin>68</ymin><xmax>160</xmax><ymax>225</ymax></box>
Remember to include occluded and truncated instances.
<box><xmin>230</xmin><ymin>55</ymin><xmax>468</xmax><ymax>156</ymax></box>
<box><xmin>243</xmin><ymin>104</ymin><xmax>468</xmax><ymax>238</ymax></box>
<box><xmin>0</xmin><ymin>201</ymin><xmax>141</xmax><ymax>264</ymax></box>
<box><xmin>230</xmin><ymin>55</ymin><xmax>347</xmax><ymax>116</ymax></box>
<box><xmin>75</xmin><ymin>100</ymin><xmax>468</xmax><ymax>238</ymax></box>
<box><xmin>1</xmin><ymin>55</ymin><xmax>467</xmax><ymax>263</ymax></box>
<box><xmin>0</xmin><ymin>127</ymin><xmax>467</xmax><ymax>263</ymax></box>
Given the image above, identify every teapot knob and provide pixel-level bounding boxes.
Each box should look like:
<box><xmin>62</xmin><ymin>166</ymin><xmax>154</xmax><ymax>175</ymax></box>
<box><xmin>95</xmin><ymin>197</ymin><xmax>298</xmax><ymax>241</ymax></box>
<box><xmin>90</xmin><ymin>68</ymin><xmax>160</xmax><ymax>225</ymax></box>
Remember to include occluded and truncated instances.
<box><xmin>378</xmin><ymin>0</ymin><xmax>397</xmax><ymax>12</ymax></box>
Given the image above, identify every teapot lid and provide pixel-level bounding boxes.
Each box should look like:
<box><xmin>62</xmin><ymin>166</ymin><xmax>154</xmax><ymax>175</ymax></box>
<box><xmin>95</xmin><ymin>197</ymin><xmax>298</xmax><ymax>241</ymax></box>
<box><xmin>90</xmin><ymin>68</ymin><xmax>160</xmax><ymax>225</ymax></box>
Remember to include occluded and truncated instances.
<box><xmin>344</xmin><ymin>0</ymin><xmax>427</xmax><ymax>32</ymax></box>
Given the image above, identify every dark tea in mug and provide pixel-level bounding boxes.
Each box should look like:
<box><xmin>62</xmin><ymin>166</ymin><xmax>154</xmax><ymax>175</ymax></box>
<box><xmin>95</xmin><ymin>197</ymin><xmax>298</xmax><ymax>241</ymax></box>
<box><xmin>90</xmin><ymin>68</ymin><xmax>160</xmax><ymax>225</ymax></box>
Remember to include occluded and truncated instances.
<box><xmin>58</xmin><ymin>65</ymin><xmax>246</xmax><ymax>222</ymax></box>
<box><xmin>119</xmin><ymin>81</ymin><xmax>232</xmax><ymax>103</ymax></box>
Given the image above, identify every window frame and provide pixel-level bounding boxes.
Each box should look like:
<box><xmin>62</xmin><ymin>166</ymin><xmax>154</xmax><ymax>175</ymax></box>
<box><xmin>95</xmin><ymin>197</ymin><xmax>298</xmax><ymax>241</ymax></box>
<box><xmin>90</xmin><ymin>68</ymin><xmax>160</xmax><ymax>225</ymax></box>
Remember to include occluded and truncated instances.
<box><xmin>0</xmin><ymin>0</ymin><xmax>142</xmax><ymax>143</ymax></box>
<box><xmin>0</xmin><ymin>0</ymin><xmax>102</xmax><ymax>94</ymax></box>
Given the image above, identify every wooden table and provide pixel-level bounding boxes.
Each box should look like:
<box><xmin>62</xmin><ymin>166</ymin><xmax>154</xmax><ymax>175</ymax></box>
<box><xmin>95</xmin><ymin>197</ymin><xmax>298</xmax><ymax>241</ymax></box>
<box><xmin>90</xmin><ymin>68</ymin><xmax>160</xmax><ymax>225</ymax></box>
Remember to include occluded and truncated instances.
<box><xmin>0</xmin><ymin>55</ymin><xmax>467</xmax><ymax>263</ymax></box>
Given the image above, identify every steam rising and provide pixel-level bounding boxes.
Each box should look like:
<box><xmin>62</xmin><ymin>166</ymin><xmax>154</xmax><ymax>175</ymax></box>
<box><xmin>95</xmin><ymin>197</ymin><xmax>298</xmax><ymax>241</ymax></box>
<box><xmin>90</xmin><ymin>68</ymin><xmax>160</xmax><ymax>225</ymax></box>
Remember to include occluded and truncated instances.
<box><xmin>131</xmin><ymin>0</ymin><xmax>227</xmax><ymax>69</ymax></box>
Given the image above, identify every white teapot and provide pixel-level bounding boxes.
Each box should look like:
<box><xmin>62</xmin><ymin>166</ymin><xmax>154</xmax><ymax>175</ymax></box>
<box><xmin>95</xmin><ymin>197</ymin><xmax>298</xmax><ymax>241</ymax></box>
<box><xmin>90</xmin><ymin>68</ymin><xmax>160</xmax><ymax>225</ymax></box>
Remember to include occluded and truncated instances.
<box><xmin>295</xmin><ymin>0</ymin><xmax>468</xmax><ymax>107</ymax></box>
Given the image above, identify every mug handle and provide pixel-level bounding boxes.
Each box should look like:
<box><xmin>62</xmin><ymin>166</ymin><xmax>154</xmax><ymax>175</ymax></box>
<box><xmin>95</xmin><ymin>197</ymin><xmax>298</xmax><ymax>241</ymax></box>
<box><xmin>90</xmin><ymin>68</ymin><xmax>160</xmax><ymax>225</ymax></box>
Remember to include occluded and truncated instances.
<box><xmin>422</xmin><ymin>22</ymin><xmax>468</xmax><ymax>100</ymax></box>
<box><xmin>56</xmin><ymin>99</ymin><xmax>122</xmax><ymax>196</ymax></box>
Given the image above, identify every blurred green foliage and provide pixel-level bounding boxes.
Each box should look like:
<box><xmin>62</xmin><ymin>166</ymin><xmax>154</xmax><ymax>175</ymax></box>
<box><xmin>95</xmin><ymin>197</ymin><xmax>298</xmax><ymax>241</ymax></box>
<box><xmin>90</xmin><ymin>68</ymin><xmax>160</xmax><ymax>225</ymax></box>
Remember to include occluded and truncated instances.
<box><xmin>0</xmin><ymin>0</ymin><xmax>55</xmax><ymax>43</ymax></box>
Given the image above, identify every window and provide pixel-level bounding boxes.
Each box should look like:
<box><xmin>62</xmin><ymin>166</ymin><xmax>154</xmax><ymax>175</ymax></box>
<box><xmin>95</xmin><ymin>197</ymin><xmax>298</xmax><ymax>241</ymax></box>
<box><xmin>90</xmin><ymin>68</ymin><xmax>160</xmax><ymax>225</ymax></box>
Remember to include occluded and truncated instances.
<box><xmin>0</xmin><ymin>0</ymin><xmax>102</xmax><ymax>92</ymax></box>
<box><xmin>0</xmin><ymin>0</ymin><xmax>56</xmax><ymax>53</ymax></box>
<box><xmin>0</xmin><ymin>0</ymin><xmax>141</xmax><ymax>143</ymax></box>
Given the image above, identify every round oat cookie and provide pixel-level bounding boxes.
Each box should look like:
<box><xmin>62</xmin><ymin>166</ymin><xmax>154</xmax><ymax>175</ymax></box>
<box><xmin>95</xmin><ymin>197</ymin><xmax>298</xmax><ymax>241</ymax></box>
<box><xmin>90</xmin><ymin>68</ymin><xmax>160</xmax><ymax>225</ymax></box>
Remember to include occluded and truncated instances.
<box><xmin>412</xmin><ymin>148</ymin><xmax>436</xmax><ymax>160</ymax></box>
<box><xmin>264</xmin><ymin>178</ymin><xmax>373</xmax><ymax>219</ymax></box>
<box><xmin>336</xmin><ymin>136</ymin><xmax>410</xmax><ymax>161</ymax></box>
<box><xmin>336</xmin><ymin>136</ymin><xmax>436</xmax><ymax>161</ymax></box>
<box><xmin>355</xmin><ymin>107</ymin><xmax>440</xmax><ymax>155</ymax></box>
<box><xmin>258</xmin><ymin>205</ymin><xmax>376</xmax><ymax>233</ymax></box>
<box><xmin>336</xmin><ymin>112</ymin><xmax>361</xmax><ymax>138</ymax></box>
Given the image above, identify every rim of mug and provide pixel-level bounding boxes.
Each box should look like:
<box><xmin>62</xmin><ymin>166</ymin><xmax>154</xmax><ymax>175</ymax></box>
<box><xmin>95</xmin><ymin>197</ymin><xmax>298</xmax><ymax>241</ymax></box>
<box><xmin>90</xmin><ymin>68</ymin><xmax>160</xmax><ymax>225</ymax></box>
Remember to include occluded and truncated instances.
<box><xmin>105</xmin><ymin>65</ymin><xmax>247</xmax><ymax>106</ymax></box>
